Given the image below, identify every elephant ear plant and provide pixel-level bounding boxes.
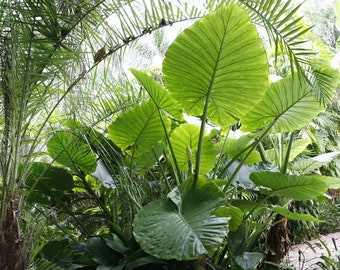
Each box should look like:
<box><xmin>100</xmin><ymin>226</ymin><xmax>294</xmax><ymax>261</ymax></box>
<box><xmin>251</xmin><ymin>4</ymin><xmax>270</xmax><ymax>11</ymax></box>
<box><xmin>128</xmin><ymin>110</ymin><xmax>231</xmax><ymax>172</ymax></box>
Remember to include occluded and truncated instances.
<box><xmin>110</xmin><ymin>3</ymin><xmax>340</xmax><ymax>269</ymax></box>
<box><xmin>129</xmin><ymin>4</ymin><xmax>268</xmax><ymax>266</ymax></box>
<box><xmin>17</xmin><ymin>1</ymin><xmax>339</xmax><ymax>269</ymax></box>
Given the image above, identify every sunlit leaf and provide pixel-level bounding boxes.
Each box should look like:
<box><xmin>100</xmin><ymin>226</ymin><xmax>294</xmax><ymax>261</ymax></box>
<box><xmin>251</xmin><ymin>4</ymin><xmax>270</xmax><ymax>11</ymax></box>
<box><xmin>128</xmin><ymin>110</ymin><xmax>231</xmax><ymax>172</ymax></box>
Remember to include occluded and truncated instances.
<box><xmin>242</xmin><ymin>76</ymin><xmax>326</xmax><ymax>133</ymax></box>
<box><xmin>108</xmin><ymin>100</ymin><xmax>170</xmax><ymax>158</ymax></box>
<box><xmin>130</xmin><ymin>69</ymin><xmax>184</xmax><ymax>120</ymax></box>
<box><xmin>272</xmin><ymin>207</ymin><xmax>323</xmax><ymax>222</ymax></box>
<box><xmin>47</xmin><ymin>131</ymin><xmax>97</xmax><ymax>175</ymax></box>
<box><xmin>163</xmin><ymin>4</ymin><xmax>268</xmax><ymax>128</ymax></box>
<box><xmin>170</xmin><ymin>123</ymin><xmax>217</xmax><ymax>174</ymax></box>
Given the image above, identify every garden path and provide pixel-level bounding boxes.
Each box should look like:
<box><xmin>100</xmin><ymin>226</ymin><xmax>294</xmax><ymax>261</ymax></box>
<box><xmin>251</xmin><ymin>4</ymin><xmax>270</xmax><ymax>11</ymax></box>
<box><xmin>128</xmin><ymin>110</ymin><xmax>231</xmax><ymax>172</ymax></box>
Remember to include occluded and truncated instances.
<box><xmin>284</xmin><ymin>232</ymin><xmax>340</xmax><ymax>269</ymax></box>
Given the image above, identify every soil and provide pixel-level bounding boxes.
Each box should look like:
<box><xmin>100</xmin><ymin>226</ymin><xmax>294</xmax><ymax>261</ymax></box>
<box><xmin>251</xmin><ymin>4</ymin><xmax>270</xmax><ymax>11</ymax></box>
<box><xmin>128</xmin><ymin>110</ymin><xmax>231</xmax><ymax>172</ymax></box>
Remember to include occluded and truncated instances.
<box><xmin>284</xmin><ymin>232</ymin><xmax>340</xmax><ymax>269</ymax></box>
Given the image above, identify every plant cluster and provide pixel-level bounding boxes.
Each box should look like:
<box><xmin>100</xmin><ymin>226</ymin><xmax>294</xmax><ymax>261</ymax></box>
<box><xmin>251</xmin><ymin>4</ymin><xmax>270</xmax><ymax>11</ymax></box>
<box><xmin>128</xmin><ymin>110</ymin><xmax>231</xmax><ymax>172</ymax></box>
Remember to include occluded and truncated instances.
<box><xmin>1</xmin><ymin>1</ymin><xmax>340</xmax><ymax>270</ymax></box>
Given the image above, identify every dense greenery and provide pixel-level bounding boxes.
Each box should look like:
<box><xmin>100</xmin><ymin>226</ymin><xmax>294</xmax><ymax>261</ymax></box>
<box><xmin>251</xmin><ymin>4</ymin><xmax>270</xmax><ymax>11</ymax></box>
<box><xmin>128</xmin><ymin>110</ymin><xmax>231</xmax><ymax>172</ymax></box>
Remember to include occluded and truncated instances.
<box><xmin>0</xmin><ymin>0</ymin><xmax>340</xmax><ymax>269</ymax></box>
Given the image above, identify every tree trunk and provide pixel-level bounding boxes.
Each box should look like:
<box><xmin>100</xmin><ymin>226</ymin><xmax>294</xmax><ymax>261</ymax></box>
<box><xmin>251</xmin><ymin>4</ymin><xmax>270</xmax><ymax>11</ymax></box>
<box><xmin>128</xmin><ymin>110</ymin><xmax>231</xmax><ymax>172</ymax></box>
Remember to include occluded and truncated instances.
<box><xmin>265</xmin><ymin>214</ymin><xmax>290</xmax><ymax>268</ymax></box>
<box><xmin>0</xmin><ymin>196</ymin><xmax>29</xmax><ymax>270</ymax></box>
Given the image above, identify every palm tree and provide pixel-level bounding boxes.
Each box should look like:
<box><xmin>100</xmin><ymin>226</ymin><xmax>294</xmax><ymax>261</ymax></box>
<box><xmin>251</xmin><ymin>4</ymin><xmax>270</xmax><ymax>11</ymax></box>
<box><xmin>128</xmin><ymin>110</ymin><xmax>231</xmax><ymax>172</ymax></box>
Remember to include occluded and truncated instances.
<box><xmin>0</xmin><ymin>0</ymin><xmax>208</xmax><ymax>268</ymax></box>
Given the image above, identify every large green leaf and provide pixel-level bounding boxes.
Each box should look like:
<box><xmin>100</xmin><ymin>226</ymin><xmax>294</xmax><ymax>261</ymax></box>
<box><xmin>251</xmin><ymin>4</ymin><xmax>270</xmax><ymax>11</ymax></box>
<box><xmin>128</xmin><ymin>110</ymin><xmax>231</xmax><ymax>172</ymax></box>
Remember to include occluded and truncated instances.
<box><xmin>241</xmin><ymin>75</ymin><xmax>326</xmax><ymax>133</ymax></box>
<box><xmin>321</xmin><ymin>176</ymin><xmax>340</xmax><ymax>189</ymax></box>
<box><xmin>85</xmin><ymin>237</ymin><xmax>121</xmax><ymax>266</ymax></box>
<box><xmin>249</xmin><ymin>172</ymin><xmax>328</xmax><ymax>201</ymax></box>
<box><xmin>25</xmin><ymin>162</ymin><xmax>74</xmax><ymax>204</ymax></box>
<box><xmin>170</xmin><ymin>123</ymin><xmax>217</xmax><ymax>174</ymax></box>
<box><xmin>272</xmin><ymin>207</ymin><xmax>322</xmax><ymax>222</ymax></box>
<box><xmin>221</xmin><ymin>135</ymin><xmax>262</xmax><ymax>165</ymax></box>
<box><xmin>291</xmin><ymin>158</ymin><xmax>326</xmax><ymax>174</ymax></box>
<box><xmin>47</xmin><ymin>131</ymin><xmax>97</xmax><ymax>175</ymax></box>
<box><xmin>265</xmin><ymin>139</ymin><xmax>310</xmax><ymax>164</ymax></box>
<box><xmin>38</xmin><ymin>239</ymin><xmax>69</xmax><ymax>261</ymax></box>
<box><xmin>133</xmin><ymin>177</ymin><xmax>228</xmax><ymax>260</ymax></box>
<box><xmin>130</xmin><ymin>69</ymin><xmax>184</xmax><ymax>121</ymax></box>
<box><xmin>163</xmin><ymin>4</ymin><xmax>268</xmax><ymax>128</ymax></box>
<box><xmin>108</xmin><ymin>99</ymin><xmax>170</xmax><ymax>158</ymax></box>
<box><xmin>290</xmin><ymin>151</ymin><xmax>340</xmax><ymax>173</ymax></box>
<box><xmin>25</xmin><ymin>162</ymin><xmax>74</xmax><ymax>191</ymax></box>
<box><xmin>213</xmin><ymin>206</ymin><xmax>243</xmax><ymax>232</ymax></box>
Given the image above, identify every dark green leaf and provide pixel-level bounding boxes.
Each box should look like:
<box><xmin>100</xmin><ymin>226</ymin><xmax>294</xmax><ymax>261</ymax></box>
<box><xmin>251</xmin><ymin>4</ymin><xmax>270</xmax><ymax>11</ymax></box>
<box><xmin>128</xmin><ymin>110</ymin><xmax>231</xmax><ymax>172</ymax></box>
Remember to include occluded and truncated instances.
<box><xmin>133</xmin><ymin>177</ymin><xmax>228</xmax><ymax>260</ymax></box>
<box><xmin>250</xmin><ymin>172</ymin><xmax>328</xmax><ymax>200</ymax></box>
<box><xmin>86</xmin><ymin>237</ymin><xmax>121</xmax><ymax>266</ymax></box>
<box><xmin>272</xmin><ymin>207</ymin><xmax>323</xmax><ymax>222</ymax></box>
<box><xmin>39</xmin><ymin>239</ymin><xmax>69</xmax><ymax>261</ymax></box>
<box><xmin>26</xmin><ymin>162</ymin><xmax>74</xmax><ymax>192</ymax></box>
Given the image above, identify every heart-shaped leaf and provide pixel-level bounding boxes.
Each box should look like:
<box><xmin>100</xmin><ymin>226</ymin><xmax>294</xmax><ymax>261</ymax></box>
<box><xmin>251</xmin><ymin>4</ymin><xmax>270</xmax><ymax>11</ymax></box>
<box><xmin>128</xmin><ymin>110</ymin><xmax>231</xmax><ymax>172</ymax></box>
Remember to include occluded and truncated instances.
<box><xmin>163</xmin><ymin>4</ymin><xmax>268</xmax><ymax>128</ymax></box>
<box><xmin>242</xmin><ymin>75</ymin><xmax>326</xmax><ymax>133</ymax></box>
<box><xmin>108</xmin><ymin>100</ymin><xmax>170</xmax><ymax>158</ymax></box>
<box><xmin>133</xmin><ymin>177</ymin><xmax>228</xmax><ymax>260</ymax></box>
<box><xmin>130</xmin><ymin>68</ymin><xmax>183</xmax><ymax>121</ymax></box>
<box><xmin>170</xmin><ymin>123</ymin><xmax>217</xmax><ymax>174</ymax></box>
<box><xmin>47</xmin><ymin>131</ymin><xmax>96</xmax><ymax>174</ymax></box>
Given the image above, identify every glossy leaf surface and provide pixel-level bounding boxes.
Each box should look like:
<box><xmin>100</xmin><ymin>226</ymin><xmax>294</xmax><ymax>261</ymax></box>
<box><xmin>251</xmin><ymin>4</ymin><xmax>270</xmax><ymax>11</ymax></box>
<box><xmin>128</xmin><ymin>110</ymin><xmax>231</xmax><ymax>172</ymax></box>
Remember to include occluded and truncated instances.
<box><xmin>133</xmin><ymin>177</ymin><xmax>228</xmax><ymax>260</ymax></box>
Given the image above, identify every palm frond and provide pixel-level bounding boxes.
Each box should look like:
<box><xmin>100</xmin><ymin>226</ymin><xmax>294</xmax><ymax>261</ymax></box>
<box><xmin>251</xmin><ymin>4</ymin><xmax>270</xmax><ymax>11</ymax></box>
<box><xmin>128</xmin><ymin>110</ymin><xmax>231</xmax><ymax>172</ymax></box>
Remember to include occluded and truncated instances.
<box><xmin>81</xmin><ymin>0</ymin><xmax>207</xmax><ymax>62</ymax></box>
<box><xmin>240</xmin><ymin>0</ymin><xmax>312</xmax><ymax>70</ymax></box>
<box><xmin>29</xmin><ymin>259</ymin><xmax>63</xmax><ymax>270</ymax></box>
<box><xmin>239</xmin><ymin>0</ymin><xmax>339</xmax><ymax>105</ymax></box>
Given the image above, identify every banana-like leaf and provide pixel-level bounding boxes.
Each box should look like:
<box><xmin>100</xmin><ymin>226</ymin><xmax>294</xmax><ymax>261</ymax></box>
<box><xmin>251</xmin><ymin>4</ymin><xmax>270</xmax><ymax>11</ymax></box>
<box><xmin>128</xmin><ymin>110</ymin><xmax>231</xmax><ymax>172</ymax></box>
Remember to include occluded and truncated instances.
<box><xmin>250</xmin><ymin>172</ymin><xmax>328</xmax><ymax>201</ymax></box>
<box><xmin>163</xmin><ymin>4</ymin><xmax>268</xmax><ymax>128</ymax></box>
<box><xmin>133</xmin><ymin>177</ymin><xmax>229</xmax><ymax>260</ymax></box>
<box><xmin>108</xmin><ymin>99</ymin><xmax>170</xmax><ymax>158</ymax></box>
<box><xmin>241</xmin><ymin>75</ymin><xmax>326</xmax><ymax>133</ymax></box>
<box><xmin>47</xmin><ymin>131</ymin><xmax>97</xmax><ymax>175</ymax></box>
<box><xmin>170</xmin><ymin>123</ymin><xmax>217</xmax><ymax>174</ymax></box>
<box><xmin>129</xmin><ymin>69</ymin><xmax>184</xmax><ymax>121</ymax></box>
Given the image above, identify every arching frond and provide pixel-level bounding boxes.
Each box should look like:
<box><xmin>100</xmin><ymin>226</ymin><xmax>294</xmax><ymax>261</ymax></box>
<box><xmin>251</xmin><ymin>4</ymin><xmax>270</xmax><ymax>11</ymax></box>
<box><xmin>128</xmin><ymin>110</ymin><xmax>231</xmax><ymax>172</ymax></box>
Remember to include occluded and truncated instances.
<box><xmin>238</xmin><ymin>0</ymin><xmax>339</xmax><ymax>104</ymax></box>
<box><xmin>239</xmin><ymin>1</ymin><xmax>311</xmax><ymax>69</ymax></box>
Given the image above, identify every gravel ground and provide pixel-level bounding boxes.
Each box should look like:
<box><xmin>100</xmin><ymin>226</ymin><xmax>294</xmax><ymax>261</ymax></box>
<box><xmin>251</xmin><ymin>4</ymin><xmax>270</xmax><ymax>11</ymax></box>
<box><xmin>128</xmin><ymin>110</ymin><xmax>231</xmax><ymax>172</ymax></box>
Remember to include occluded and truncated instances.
<box><xmin>284</xmin><ymin>232</ymin><xmax>340</xmax><ymax>269</ymax></box>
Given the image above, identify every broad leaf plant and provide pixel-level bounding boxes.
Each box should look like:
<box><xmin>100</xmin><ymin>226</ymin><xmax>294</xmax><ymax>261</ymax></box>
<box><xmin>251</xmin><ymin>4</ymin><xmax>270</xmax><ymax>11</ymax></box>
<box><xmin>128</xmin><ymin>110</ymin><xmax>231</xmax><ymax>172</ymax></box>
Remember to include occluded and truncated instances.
<box><xmin>1</xmin><ymin>0</ymin><xmax>340</xmax><ymax>269</ymax></box>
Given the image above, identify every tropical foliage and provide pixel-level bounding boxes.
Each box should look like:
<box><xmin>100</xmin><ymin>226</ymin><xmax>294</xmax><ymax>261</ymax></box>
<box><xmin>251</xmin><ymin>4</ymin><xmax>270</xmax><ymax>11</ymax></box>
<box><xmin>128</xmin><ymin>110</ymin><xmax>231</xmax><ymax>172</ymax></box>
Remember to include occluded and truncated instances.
<box><xmin>0</xmin><ymin>0</ymin><xmax>340</xmax><ymax>269</ymax></box>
